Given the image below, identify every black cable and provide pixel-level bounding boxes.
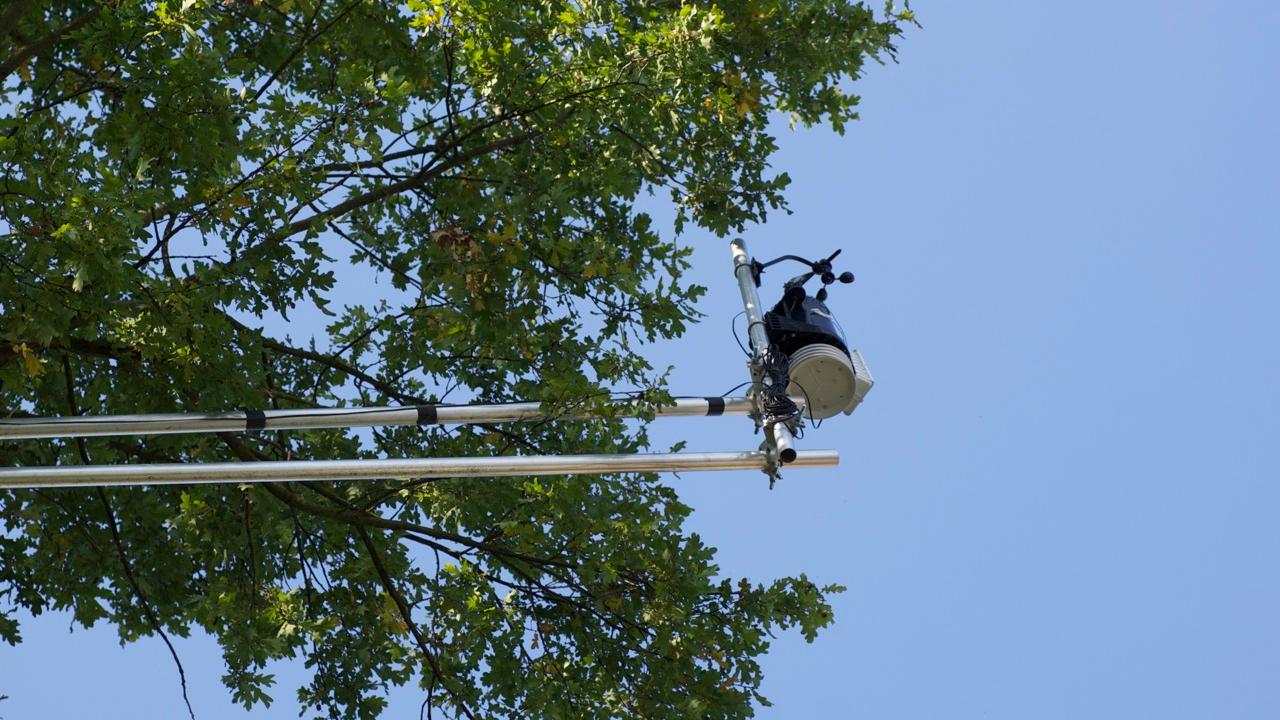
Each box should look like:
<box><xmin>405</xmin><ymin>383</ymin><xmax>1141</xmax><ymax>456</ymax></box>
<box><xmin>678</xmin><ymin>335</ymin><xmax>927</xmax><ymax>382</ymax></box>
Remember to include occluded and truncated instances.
<box><xmin>758</xmin><ymin>346</ymin><xmax>801</xmax><ymax>428</ymax></box>
<box><xmin>730</xmin><ymin>311</ymin><xmax>750</xmax><ymax>357</ymax></box>
<box><xmin>785</xmin><ymin>376</ymin><xmax>822</xmax><ymax>430</ymax></box>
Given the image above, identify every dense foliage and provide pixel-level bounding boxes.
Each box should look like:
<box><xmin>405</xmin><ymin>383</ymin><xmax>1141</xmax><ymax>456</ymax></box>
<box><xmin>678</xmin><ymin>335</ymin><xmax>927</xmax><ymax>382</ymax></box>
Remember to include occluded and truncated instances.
<box><xmin>0</xmin><ymin>1</ymin><xmax>906</xmax><ymax>717</ymax></box>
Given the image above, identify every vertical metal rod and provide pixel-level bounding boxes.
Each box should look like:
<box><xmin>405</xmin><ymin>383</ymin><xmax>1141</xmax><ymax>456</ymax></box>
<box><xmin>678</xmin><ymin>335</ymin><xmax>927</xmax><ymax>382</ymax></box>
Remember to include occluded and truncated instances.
<box><xmin>730</xmin><ymin>238</ymin><xmax>798</xmax><ymax>464</ymax></box>
<box><xmin>730</xmin><ymin>239</ymin><xmax>773</xmax><ymax>361</ymax></box>
<box><xmin>770</xmin><ymin>423</ymin><xmax>797</xmax><ymax>464</ymax></box>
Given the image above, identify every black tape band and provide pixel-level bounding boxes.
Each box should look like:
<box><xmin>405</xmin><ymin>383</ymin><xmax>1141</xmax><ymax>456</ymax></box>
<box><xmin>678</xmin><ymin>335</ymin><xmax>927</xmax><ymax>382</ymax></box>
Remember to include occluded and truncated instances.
<box><xmin>416</xmin><ymin>405</ymin><xmax>438</xmax><ymax>425</ymax></box>
<box><xmin>705</xmin><ymin>397</ymin><xmax>725</xmax><ymax>416</ymax></box>
<box><xmin>245</xmin><ymin>409</ymin><xmax>266</xmax><ymax>431</ymax></box>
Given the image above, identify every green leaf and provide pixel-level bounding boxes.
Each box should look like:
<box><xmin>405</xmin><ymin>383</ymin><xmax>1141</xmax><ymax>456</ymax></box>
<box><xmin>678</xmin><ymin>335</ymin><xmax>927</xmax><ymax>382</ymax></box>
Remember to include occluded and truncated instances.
<box><xmin>0</xmin><ymin>0</ymin><xmax>908</xmax><ymax>716</ymax></box>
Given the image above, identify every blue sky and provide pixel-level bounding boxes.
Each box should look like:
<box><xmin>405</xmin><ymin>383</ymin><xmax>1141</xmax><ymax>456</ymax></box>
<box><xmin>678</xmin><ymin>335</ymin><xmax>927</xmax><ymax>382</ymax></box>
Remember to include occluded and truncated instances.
<box><xmin>4</xmin><ymin>1</ymin><xmax>1280</xmax><ymax>717</ymax></box>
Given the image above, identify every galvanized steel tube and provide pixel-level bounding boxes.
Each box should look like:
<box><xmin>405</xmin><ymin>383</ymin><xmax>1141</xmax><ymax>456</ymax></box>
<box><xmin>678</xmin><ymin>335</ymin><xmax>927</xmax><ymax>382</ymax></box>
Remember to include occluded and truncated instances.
<box><xmin>730</xmin><ymin>238</ymin><xmax>773</xmax><ymax>360</ymax></box>
<box><xmin>730</xmin><ymin>238</ymin><xmax>799</xmax><ymax>462</ymax></box>
<box><xmin>0</xmin><ymin>396</ymin><xmax>760</xmax><ymax>441</ymax></box>
<box><xmin>0</xmin><ymin>450</ymin><xmax>840</xmax><ymax>490</ymax></box>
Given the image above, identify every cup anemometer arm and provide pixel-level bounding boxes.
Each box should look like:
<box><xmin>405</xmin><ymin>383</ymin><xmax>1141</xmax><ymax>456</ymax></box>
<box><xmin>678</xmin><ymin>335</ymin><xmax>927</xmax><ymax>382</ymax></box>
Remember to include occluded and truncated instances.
<box><xmin>751</xmin><ymin>250</ymin><xmax>856</xmax><ymax>300</ymax></box>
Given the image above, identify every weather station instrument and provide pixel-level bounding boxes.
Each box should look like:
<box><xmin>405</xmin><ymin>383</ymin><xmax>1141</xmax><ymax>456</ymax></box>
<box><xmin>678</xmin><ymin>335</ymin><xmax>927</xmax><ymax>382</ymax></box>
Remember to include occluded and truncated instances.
<box><xmin>0</xmin><ymin>240</ymin><xmax>873</xmax><ymax>490</ymax></box>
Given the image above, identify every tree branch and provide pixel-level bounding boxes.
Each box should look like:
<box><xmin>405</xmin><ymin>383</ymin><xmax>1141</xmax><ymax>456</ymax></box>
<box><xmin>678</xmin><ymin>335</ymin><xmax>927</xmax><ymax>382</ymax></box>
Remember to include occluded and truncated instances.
<box><xmin>212</xmin><ymin>433</ymin><xmax>562</xmax><ymax>570</ymax></box>
<box><xmin>0</xmin><ymin>4</ymin><xmax>103</xmax><ymax>82</ymax></box>
<box><xmin>96</xmin><ymin>489</ymin><xmax>198</xmax><ymax>720</ymax></box>
<box><xmin>219</xmin><ymin>314</ymin><xmax>398</xmax><ymax>400</ymax></box>
<box><xmin>271</xmin><ymin>126</ymin><xmax>543</xmax><ymax>243</ymax></box>
<box><xmin>355</xmin><ymin>525</ymin><xmax>473</xmax><ymax>720</ymax></box>
<box><xmin>0</xmin><ymin>0</ymin><xmax>33</xmax><ymax>42</ymax></box>
<box><xmin>61</xmin><ymin>355</ymin><xmax>196</xmax><ymax>720</ymax></box>
<box><xmin>312</xmin><ymin>143</ymin><xmax>441</xmax><ymax>174</ymax></box>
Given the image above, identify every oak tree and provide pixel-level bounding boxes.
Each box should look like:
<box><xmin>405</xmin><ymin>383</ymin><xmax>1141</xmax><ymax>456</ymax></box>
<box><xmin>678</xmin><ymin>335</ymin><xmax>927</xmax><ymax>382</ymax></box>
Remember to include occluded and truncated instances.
<box><xmin>0</xmin><ymin>1</ymin><xmax>907</xmax><ymax>717</ymax></box>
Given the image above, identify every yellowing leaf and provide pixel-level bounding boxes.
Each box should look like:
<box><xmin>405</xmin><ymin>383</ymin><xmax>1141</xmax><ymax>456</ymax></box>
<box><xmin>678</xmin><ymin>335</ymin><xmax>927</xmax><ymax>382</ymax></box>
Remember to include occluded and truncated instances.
<box><xmin>12</xmin><ymin>343</ymin><xmax>44</xmax><ymax>379</ymax></box>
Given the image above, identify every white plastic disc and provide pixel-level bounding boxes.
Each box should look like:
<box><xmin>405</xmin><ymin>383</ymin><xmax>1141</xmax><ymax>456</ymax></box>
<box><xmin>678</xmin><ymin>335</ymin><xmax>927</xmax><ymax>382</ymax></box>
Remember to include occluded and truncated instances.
<box><xmin>786</xmin><ymin>343</ymin><xmax>860</xmax><ymax>420</ymax></box>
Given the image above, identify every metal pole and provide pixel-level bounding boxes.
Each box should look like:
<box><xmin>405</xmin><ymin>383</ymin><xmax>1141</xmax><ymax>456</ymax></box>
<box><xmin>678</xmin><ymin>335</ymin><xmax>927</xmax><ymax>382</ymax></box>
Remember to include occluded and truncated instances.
<box><xmin>0</xmin><ymin>396</ymin><xmax>777</xmax><ymax>442</ymax></box>
<box><xmin>730</xmin><ymin>239</ymin><xmax>773</xmax><ymax>359</ymax></box>
<box><xmin>770</xmin><ymin>423</ymin><xmax>797</xmax><ymax>464</ymax></box>
<box><xmin>730</xmin><ymin>238</ymin><xmax>798</xmax><ymax>464</ymax></box>
<box><xmin>0</xmin><ymin>450</ymin><xmax>840</xmax><ymax>490</ymax></box>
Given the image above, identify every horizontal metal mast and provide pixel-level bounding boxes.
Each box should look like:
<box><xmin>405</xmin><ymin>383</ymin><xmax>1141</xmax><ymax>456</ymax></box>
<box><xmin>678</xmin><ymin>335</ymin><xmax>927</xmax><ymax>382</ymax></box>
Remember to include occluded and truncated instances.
<box><xmin>0</xmin><ymin>450</ymin><xmax>840</xmax><ymax>490</ymax></box>
<box><xmin>0</xmin><ymin>396</ymin><xmax>777</xmax><ymax>442</ymax></box>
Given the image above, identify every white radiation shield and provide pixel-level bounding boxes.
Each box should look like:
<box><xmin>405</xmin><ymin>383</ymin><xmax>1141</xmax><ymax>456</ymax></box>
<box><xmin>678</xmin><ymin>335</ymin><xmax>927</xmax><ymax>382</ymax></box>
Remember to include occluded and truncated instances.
<box><xmin>786</xmin><ymin>345</ymin><xmax>874</xmax><ymax>420</ymax></box>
